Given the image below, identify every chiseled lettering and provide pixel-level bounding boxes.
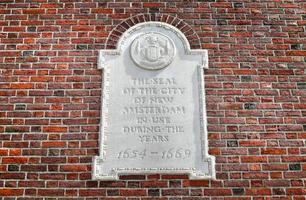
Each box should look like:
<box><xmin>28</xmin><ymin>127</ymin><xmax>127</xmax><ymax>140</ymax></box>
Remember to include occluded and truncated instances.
<box><xmin>151</xmin><ymin>116</ymin><xmax>170</xmax><ymax>124</ymax></box>
<box><xmin>123</xmin><ymin>126</ymin><xmax>162</xmax><ymax>133</ymax></box>
<box><xmin>139</xmin><ymin>135</ymin><xmax>169</xmax><ymax>143</ymax></box>
<box><xmin>138</xmin><ymin>87</ymin><xmax>158</xmax><ymax>95</ymax></box>
<box><xmin>122</xmin><ymin>87</ymin><xmax>136</xmax><ymax>95</ymax></box>
<box><xmin>122</xmin><ymin>106</ymin><xmax>185</xmax><ymax>115</ymax></box>
<box><xmin>160</xmin><ymin>87</ymin><xmax>185</xmax><ymax>95</ymax></box>
<box><xmin>149</xmin><ymin>96</ymin><xmax>174</xmax><ymax>104</ymax></box>
<box><xmin>165</xmin><ymin>126</ymin><xmax>184</xmax><ymax>133</ymax></box>
<box><xmin>136</xmin><ymin>116</ymin><xmax>171</xmax><ymax>124</ymax></box>
<box><xmin>123</xmin><ymin>125</ymin><xmax>184</xmax><ymax>134</ymax></box>
<box><xmin>132</xmin><ymin>78</ymin><xmax>177</xmax><ymax>85</ymax></box>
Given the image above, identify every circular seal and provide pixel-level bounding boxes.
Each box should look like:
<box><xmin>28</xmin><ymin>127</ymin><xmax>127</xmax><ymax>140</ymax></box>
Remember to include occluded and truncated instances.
<box><xmin>130</xmin><ymin>32</ymin><xmax>175</xmax><ymax>70</ymax></box>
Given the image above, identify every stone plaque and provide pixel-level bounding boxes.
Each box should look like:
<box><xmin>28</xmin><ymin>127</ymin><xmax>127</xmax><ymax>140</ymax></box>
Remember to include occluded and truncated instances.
<box><xmin>93</xmin><ymin>22</ymin><xmax>215</xmax><ymax>180</ymax></box>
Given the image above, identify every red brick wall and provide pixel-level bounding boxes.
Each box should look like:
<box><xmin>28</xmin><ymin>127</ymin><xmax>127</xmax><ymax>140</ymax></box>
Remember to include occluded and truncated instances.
<box><xmin>1</xmin><ymin>1</ymin><xmax>306</xmax><ymax>199</ymax></box>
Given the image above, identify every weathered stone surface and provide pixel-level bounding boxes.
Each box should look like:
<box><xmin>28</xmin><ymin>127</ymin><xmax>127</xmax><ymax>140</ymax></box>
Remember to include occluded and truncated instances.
<box><xmin>93</xmin><ymin>22</ymin><xmax>215</xmax><ymax>180</ymax></box>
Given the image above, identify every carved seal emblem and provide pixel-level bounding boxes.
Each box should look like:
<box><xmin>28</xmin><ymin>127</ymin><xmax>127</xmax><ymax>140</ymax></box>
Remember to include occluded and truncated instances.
<box><xmin>130</xmin><ymin>32</ymin><xmax>175</xmax><ymax>70</ymax></box>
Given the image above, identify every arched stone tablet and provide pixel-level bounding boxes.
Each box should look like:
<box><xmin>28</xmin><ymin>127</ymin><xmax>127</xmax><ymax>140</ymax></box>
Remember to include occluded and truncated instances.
<box><xmin>93</xmin><ymin>22</ymin><xmax>215</xmax><ymax>180</ymax></box>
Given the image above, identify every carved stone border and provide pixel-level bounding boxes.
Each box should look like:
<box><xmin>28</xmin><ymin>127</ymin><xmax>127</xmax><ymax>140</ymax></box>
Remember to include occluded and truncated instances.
<box><xmin>105</xmin><ymin>14</ymin><xmax>202</xmax><ymax>50</ymax></box>
<box><xmin>94</xmin><ymin>21</ymin><xmax>215</xmax><ymax>180</ymax></box>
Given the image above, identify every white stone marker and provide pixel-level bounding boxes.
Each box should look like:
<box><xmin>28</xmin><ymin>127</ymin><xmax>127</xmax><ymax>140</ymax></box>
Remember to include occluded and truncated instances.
<box><xmin>93</xmin><ymin>22</ymin><xmax>215</xmax><ymax>180</ymax></box>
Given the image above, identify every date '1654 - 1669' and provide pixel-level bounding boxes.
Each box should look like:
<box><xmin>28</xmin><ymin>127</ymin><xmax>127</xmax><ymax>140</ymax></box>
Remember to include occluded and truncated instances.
<box><xmin>117</xmin><ymin>148</ymin><xmax>191</xmax><ymax>160</ymax></box>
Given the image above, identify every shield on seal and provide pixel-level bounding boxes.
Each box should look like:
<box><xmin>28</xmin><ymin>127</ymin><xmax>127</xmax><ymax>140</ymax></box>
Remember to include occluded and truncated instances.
<box><xmin>144</xmin><ymin>45</ymin><xmax>160</xmax><ymax>62</ymax></box>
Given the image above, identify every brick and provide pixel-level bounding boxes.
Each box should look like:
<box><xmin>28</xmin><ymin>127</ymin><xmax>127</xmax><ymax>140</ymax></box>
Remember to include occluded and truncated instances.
<box><xmin>27</xmin><ymin>104</ymin><xmax>49</xmax><ymax>110</ymax></box>
<box><xmin>234</xmin><ymin>69</ymin><xmax>257</xmax><ymax>75</ymax></box>
<box><xmin>37</xmin><ymin>189</ymin><xmax>64</xmax><ymax>196</ymax></box>
<box><xmin>183</xmin><ymin>180</ymin><xmax>209</xmax><ymax>187</ymax></box>
<box><xmin>2</xmin><ymin>157</ymin><xmax>28</xmax><ymax>164</ymax></box>
<box><xmin>92</xmin><ymin>8</ymin><xmax>113</xmax><ymax>14</ymax></box>
<box><xmin>204</xmin><ymin>189</ymin><xmax>232</xmax><ymax>196</ymax></box>
<box><xmin>0</xmin><ymin>149</ymin><xmax>8</xmax><ymax>156</ymax></box>
<box><xmin>127</xmin><ymin>181</ymin><xmax>140</xmax><ymax>188</ymax></box>
<box><xmin>211</xmin><ymin>3</ymin><xmax>232</xmax><ymax>8</ymax></box>
<box><xmin>223</xmin><ymin>164</ymin><xmax>248</xmax><ymax>171</ymax></box>
<box><xmin>264</xmin><ymin>180</ymin><xmax>290</xmax><ymax>187</ymax></box>
<box><xmin>161</xmin><ymin>174</ymin><xmax>189</xmax><ymax>179</ymax></box>
<box><xmin>287</xmin><ymin>51</ymin><xmax>306</xmax><ymax>56</ymax></box>
<box><xmin>143</xmin><ymin>3</ymin><xmax>165</xmax><ymax>8</ymax></box>
<box><xmin>289</xmin><ymin>164</ymin><xmax>301</xmax><ymax>171</ymax></box>
<box><xmin>107</xmin><ymin>189</ymin><xmax>119</xmax><ymax>196</ymax></box>
<box><xmin>15</xmin><ymin>104</ymin><xmax>26</xmax><ymax>110</ymax></box>
<box><xmin>221</xmin><ymin>148</ymin><xmax>248</xmax><ymax>155</ymax></box>
<box><xmin>232</xmin><ymin>188</ymin><xmax>244</xmax><ymax>195</ymax></box>
<box><xmin>8</xmin><ymin>165</ymin><xmax>19</xmax><ymax>171</ymax></box>
<box><xmin>287</xmin><ymin>188</ymin><xmax>305</xmax><ymax>195</ymax></box>
<box><xmin>297</xmin><ymin>82</ymin><xmax>306</xmax><ymax>89</ymax></box>
<box><xmin>220</xmin><ymin>118</ymin><xmax>244</xmax><ymax>124</ymax></box>
<box><xmin>120</xmin><ymin>189</ymin><xmax>146</xmax><ymax>196</ymax></box>
<box><xmin>42</xmin><ymin>141</ymin><xmax>66</xmax><ymax>148</ymax></box>
<box><xmin>79</xmin><ymin>189</ymin><xmax>106</xmax><ymax>196</ymax></box>
<box><xmin>262</xmin><ymin>164</ymin><xmax>287</xmax><ymax>171</ymax></box>
<box><xmin>25</xmin><ymin>119</ymin><xmax>49</xmax><ymax>125</ymax></box>
<box><xmin>23</xmin><ymin>9</ymin><xmax>45</xmax><ymax>14</ymax></box>
<box><xmin>219</xmin><ymin>103</ymin><xmax>242</xmax><ymax>110</ymax></box>
<box><xmin>22</xmin><ymin>51</ymin><xmax>33</xmax><ymax>57</ymax></box>
<box><xmin>233</xmin><ymin>2</ymin><xmax>243</xmax><ymax>8</ymax></box>
<box><xmin>240</xmin><ymin>141</ymin><xmax>265</xmax><ymax>147</ymax></box>
<box><xmin>39</xmin><ymin>173</ymin><xmax>65</xmax><ymax>180</ymax></box>
<box><xmin>10</xmin><ymin>83</ymin><xmax>34</xmax><ymax>89</ymax></box>
<box><xmin>284</xmin><ymin>171</ymin><xmax>306</xmax><ymax>179</ymax></box>
<box><xmin>239</xmin><ymin>125</ymin><xmax>264</xmax><ymax>132</ymax></box>
<box><xmin>162</xmin><ymin>189</ymin><xmax>189</xmax><ymax>196</ymax></box>
<box><xmin>3</xmin><ymin>27</ymin><xmax>26</xmax><ymax>32</ymax></box>
<box><xmin>0</xmin><ymin>173</ymin><xmax>25</xmax><ymax>179</ymax></box>
<box><xmin>224</xmin><ymin>180</ymin><xmax>249</xmax><ymax>187</ymax></box>
<box><xmin>141</xmin><ymin>181</ymin><xmax>168</xmax><ymax>188</ymax></box>
<box><xmin>261</xmin><ymin>148</ymin><xmax>286</xmax><ymax>155</ymax></box>
<box><xmin>217</xmin><ymin>19</ymin><xmax>227</xmax><ymax>25</ymax></box>
<box><xmin>0</xmin><ymin>189</ymin><xmax>23</xmax><ymax>196</ymax></box>
<box><xmin>72</xmin><ymin>25</ymin><xmax>94</xmax><ymax>31</ymax></box>
<box><xmin>245</xmin><ymin>188</ymin><xmax>271</xmax><ymax>195</ymax></box>
<box><xmin>21</xmin><ymin>165</ymin><xmax>47</xmax><ymax>172</ymax></box>
<box><xmin>270</xmin><ymin>69</ymin><xmax>294</xmax><ymax>75</ymax></box>
<box><xmin>241</xmin><ymin>76</ymin><xmax>252</xmax><ymax>82</ymax></box>
<box><xmin>244</xmin><ymin>103</ymin><xmax>256</xmax><ymax>110</ymax></box>
<box><xmin>27</xmin><ymin>27</ymin><xmax>36</xmax><ymax>32</ymax></box>
<box><xmin>19</xmin><ymin>181</ymin><xmax>45</xmax><ymax>187</ymax></box>
<box><xmin>148</xmin><ymin>189</ymin><xmax>160</xmax><ymax>196</ymax></box>
<box><xmin>227</xmin><ymin>140</ymin><xmax>238</xmax><ymax>147</ymax></box>
<box><xmin>43</xmin><ymin>126</ymin><xmax>67</xmax><ymax>133</ymax></box>
<box><xmin>282</xmin><ymin>156</ymin><xmax>306</xmax><ymax>162</ymax></box>
<box><xmin>169</xmin><ymin>180</ymin><xmax>181</xmax><ymax>188</ymax></box>
<box><xmin>241</xmin><ymin>156</ymin><xmax>267</xmax><ymax>163</ymax></box>
<box><xmin>60</xmin><ymin>165</ymin><xmax>88</xmax><ymax>172</ymax></box>
<box><xmin>243</xmin><ymin>172</ymin><xmax>269</xmax><ymax>179</ymax></box>
<box><xmin>99</xmin><ymin>181</ymin><xmax>125</xmax><ymax>188</ymax></box>
<box><xmin>273</xmin><ymin>188</ymin><xmax>286</xmax><ymax>195</ymax></box>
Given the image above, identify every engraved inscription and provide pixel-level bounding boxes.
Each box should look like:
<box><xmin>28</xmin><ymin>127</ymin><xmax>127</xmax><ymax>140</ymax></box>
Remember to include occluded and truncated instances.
<box><xmin>121</xmin><ymin>77</ymin><xmax>186</xmax><ymax>147</ymax></box>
